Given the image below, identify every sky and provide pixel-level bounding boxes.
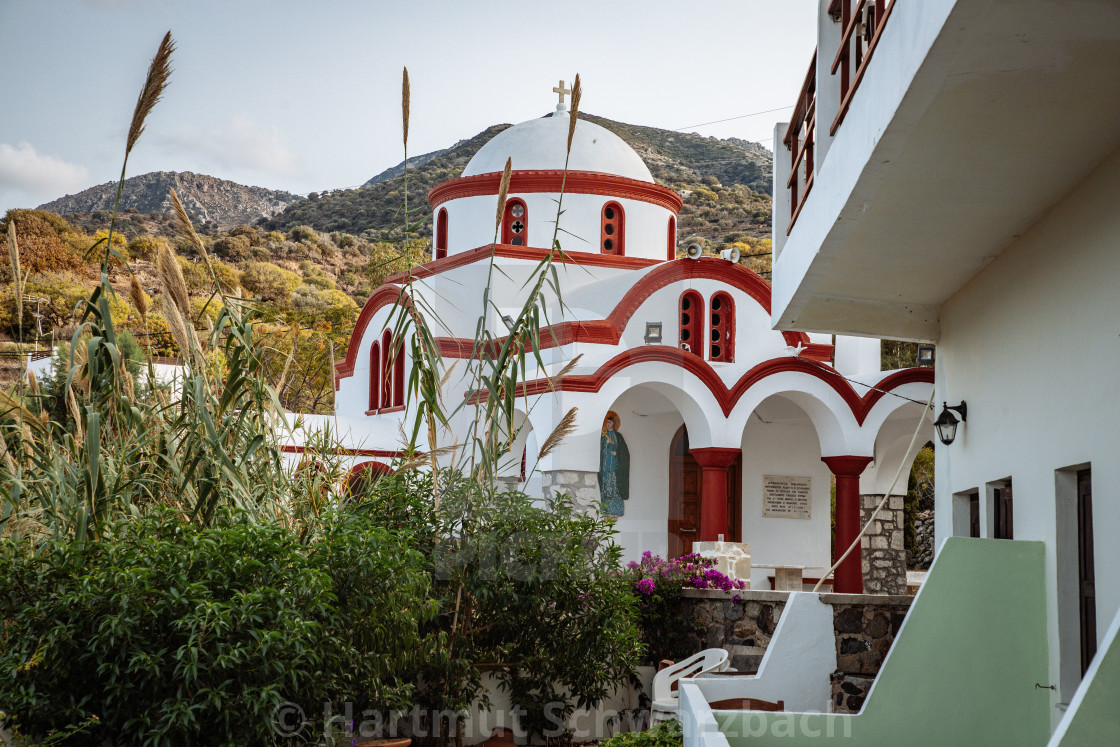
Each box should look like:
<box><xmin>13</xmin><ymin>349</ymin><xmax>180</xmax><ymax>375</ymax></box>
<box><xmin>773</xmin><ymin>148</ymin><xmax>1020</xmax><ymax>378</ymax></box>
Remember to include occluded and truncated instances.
<box><xmin>0</xmin><ymin>0</ymin><xmax>819</xmax><ymax>215</ymax></box>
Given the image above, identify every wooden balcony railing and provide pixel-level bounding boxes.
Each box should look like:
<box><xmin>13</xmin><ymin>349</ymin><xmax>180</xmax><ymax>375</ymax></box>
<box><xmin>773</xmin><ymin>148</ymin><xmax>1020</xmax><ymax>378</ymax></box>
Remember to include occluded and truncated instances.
<box><xmin>785</xmin><ymin>1</ymin><xmax>897</xmax><ymax>233</ymax></box>
<box><xmin>829</xmin><ymin>0</ymin><xmax>896</xmax><ymax>134</ymax></box>
<box><xmin>784</xmin><ymin>52</ymin><xmax>817</xmax><ymax>234</ymax></box>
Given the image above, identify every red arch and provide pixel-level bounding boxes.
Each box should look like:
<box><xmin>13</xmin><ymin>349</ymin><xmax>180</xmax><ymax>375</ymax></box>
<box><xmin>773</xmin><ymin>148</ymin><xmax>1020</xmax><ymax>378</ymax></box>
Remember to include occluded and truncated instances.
<box><xmin>435</xmin><ymin>208</ymin><xmax>448</xmax><ymax>260</ymax></box>
<box><xmin>479</xmin><ymin>348</ymin><xmax>932</xmax><ymax>423</ymax></box>
<box><xmin>344</xmin><ymin>460</ymin><xmax>392</xmax><ymax>496</ymax></box>
<box><xmin>335</xmin><ymin>284</ymin><xmax>413</xmax><ymax>385</ymax></box>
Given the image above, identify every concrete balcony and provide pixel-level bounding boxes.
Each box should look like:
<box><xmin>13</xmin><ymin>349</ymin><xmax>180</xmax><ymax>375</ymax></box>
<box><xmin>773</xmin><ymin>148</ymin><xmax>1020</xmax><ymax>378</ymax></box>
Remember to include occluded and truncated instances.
<box><xmin>771</xmin><ymin>0</ymin><xmax>1120</xmax><ymax>342</ymax></box>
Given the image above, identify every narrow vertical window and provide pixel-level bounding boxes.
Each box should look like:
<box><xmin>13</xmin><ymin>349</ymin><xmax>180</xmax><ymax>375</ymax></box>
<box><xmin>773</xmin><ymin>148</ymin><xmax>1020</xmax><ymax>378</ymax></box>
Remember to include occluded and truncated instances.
<box><xmin>435</xmin><ymin>208</ymin><xmax>448</xmax><ymax>260</ymax></box>
<box><xmin>381</xmin><ymin>330</ymin><xmax>392</xmax><ymax>409</ymax></box>
<box><xmin>709</xmin><ymin>292</ymin><xmax>735</xmax><ymax>362</ymax></box>
<box><xmin>667</xmin><ymin>216</ymin><xmax>676</xmax><ymax>260</ymax></box>
<box><xmin>368</xmin><ymin>341</ymin><xmax>381</xmax><ymax>412</ymax></box>
<box><xmin>393</xmin><ymin>336</ymin><xmax>406</xmax><ymax>407</ymax></box>
<box><xmin>601</xmin><ymin>202</ymin><xmax>625</xmax><ymax>255</ymax></box>
<box><xmin>502</xmin><ymin>199</ymin><xmax>528</xmax><ymax>246</ymax></box>
<box><xmin>679</xmin><ymin>291</ymin><xmax>704</xmax><ymax>356</ymax></box>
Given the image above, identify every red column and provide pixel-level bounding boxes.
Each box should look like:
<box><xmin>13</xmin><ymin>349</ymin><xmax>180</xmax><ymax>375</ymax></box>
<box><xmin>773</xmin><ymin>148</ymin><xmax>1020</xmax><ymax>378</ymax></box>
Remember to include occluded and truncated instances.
<box><xmin>690</xmin><ymin>447</ymin><xmax>742</xmax><ymax>542</ymax></box>
<box><xmin>822</xmin><ymin>456</ymin><xmax>873</xmax><ymax>594</ymax></box>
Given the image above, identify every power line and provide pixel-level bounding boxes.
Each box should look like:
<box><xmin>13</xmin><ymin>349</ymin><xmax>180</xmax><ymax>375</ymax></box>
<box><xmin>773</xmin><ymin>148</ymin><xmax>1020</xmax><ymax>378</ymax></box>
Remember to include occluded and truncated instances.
<box><xmin>673</xmin><ymin>106</ymin><xmax>794</xmax><ymax>132</ymax></box>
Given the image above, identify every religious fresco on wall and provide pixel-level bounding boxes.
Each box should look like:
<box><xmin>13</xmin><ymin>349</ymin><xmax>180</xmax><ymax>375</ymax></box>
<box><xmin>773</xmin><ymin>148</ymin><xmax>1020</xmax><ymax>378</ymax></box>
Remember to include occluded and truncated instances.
<box><xmin>598</xmin><ymin>411</ymin><xmax>630</xmax><ymax>516</ymax></box>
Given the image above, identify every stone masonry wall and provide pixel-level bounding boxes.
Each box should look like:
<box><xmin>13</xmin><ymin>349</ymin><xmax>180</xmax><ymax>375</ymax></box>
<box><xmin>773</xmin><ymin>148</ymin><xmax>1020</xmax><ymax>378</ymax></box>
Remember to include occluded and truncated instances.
<box><xmin>860</xmin><ymin>494</ymin><xmax>907</xmax><ymax>595</ymax></box>
<box><xmin>541</xmin><ymin>470</ymin><xmax>600</xmax><ymax>514</ymax></box>
<box><xmin>680</xmin><ymin>589</ymin><xmax>912</xmax><ymax>708</ymax></box>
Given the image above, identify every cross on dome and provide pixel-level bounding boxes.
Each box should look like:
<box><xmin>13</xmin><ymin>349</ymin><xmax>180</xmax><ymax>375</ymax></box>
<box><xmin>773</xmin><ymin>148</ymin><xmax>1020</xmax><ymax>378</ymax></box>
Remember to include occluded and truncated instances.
<box><xmin>553</xmin><ymin>80</ymin><xmax>571</xmax><ymax>112</ymax></box>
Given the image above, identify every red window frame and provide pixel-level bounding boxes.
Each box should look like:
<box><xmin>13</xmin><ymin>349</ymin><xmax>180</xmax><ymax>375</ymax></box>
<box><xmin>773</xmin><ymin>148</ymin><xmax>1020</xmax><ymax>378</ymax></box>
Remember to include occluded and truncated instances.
<box><xmin>667</xmin><ymin>216</ymin><xmax>676</xmax><ymax>260</ymax></box>
<box><xmin>601</xmin><ymin>201</ymin><xmax>625</xmax><ymax>255</ymax></box>
<box><xmin>393</xmin><ymin>336</ymin><xmax>405</xmax><ymax>408</ymax></box>
<box><xmin>502</xmin><ymin>199</ymin><xmax>528</xmax><ymax>246</ymax></box>
<box><xmin>679</xmin><ymin>290</ymin><xmax>704</xmax><ymax>356</ymax></box>
<box><xmin>709</xmin><ymin>292</ymin><xmax>735</xmax><ymax>362</ymax></box>
<box><xmin>368</xmin><ymin>340</ymin><xmax>381</xmax><ymax>412</ymax></box>
<box><xmin>435</xmin><ymin>208</ymin><xmax>448</xmax><ymax>260</ymax></box>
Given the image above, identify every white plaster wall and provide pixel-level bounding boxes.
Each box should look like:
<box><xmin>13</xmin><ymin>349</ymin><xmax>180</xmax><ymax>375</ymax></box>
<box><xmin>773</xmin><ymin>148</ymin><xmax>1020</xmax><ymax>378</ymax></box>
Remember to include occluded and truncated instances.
<box><xmin>933</xmin><ymin>145</ymin><xmax>1120</xmax><ymax>724</ymax></box>
<box><xmin>740</xmin><ymin>404</ymin><xmax>834</xmax><ymax>586</ymax></box>
<box><xmin>437</xmin><ymin>193</ymin><xmax>676</xmax><ymax>261</ymax></box>
<box><xmin>833</xmin><ymin>335</ymin><xmax>880</xmax><ymax>377</ymax></box>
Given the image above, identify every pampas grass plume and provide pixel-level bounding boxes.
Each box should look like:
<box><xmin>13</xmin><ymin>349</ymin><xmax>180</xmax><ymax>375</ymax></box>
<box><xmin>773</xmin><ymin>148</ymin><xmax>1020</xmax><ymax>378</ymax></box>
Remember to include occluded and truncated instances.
<box><xmin>130</xmin><ymin>275</ymin><xmax>149</xmax><ymax>318</ymax></box>
<box><xmin>7</xmin><ymin>221</ymin><xmax>21</xmax><ymax>325</ymax></box>
<box><xmin>157</xmin><ymin>242</ymin><xmax>191</xmax><ymax>318</ymax></box>
<box><xmin>402</xmin><ymin>66</ymin><xmax>411</xmax><ymax>149</ymax></box>
<box><xmin>127</xmin><ymin>31</ymin><xmax>174</xmax><ymax>156</ymax></box>
<box><xmin>495</xmin><ymin>158</ymin><xmax>512</xmax><ymax>233</ymax></box>
<box><xmin>567</xmin><ymin>74</ymin><xmax>582</xmax><ymax>154</ymax></box>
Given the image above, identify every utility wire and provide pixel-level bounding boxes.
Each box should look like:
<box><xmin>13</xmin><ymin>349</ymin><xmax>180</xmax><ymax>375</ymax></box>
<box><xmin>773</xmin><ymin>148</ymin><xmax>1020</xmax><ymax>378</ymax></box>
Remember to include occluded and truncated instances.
<box><xmin>674</xmin><ymin>106</ymin><xmax>794</xmax><ymax>132</ymax></box>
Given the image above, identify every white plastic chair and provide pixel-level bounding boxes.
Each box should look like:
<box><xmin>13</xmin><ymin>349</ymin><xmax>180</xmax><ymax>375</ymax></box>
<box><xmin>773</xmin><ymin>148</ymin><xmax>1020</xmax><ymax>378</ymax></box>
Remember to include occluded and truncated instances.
<box><xmin>649</xmin><ymin>648</ymin><xmax>730</xmax><ymax>726</ymax></box>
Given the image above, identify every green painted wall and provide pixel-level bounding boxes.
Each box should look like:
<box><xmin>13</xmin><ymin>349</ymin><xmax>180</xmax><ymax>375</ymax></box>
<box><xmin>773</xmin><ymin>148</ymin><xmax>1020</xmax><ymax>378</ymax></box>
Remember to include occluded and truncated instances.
<box><xmin>715</xmin><ymin>538</ymin><xmax>1051</xmax><ymax>745</ymax></box>
<box><xmin>1050</xmin><ymin>610</ymin><xmax>1120</xmax><ymax>745</ymax></box>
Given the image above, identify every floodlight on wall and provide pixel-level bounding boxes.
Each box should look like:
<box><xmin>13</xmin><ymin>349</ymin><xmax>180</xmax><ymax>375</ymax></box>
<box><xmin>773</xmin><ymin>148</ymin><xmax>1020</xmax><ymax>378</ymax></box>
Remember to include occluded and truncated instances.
<box><xmin>501</xmin><ymin>314</ymin><xmax>515</xmax><ymax>330</ymax></box>
<box><xmin>644</xmin><ymin>322</ymin><xmax>663</xmax><ymax>345</ymax></box>
<box><xmin>934</xmin><ymin>401</ymin><xmax>967</xmax><ymax>445</ymax></box>
<box><xmin>685</xmin><ymin>243</ymin><xmax>703</xmax><ymax>260</ymax></box>
<box><xmin>720</xmin><ymin>247</ymin><xmax>741</xmax><ymax>263</ymax></box>
<box><xmin>916</xmin><ymin>344</ymin><xmax>935</xmax><ymax>367</ymax></box>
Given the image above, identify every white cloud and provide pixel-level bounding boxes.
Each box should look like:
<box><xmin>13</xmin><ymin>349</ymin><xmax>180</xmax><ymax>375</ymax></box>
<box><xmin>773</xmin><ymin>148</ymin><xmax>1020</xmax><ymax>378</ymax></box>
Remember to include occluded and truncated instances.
<box><xmin>158</xmin><ymin>114</ymin><xmax>298</xmax><ymax>177</ymax></box>
<box><xmin>0</xmin><ymin>142</ymin><xmax>91</xmax><ymax>200</ymax></box>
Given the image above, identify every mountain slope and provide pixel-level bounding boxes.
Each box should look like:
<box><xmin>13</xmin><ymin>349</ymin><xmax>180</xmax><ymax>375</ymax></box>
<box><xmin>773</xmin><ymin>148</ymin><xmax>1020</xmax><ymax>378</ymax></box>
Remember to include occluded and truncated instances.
<box><xmin>262</xmin><ymin>114</ymin><xmax>774</xmax><ymax>243</ymax></box>
<box><xmin>38</xmin><ymin>171</ymin><xmax>303</xmax><ymax>230</ymax></box>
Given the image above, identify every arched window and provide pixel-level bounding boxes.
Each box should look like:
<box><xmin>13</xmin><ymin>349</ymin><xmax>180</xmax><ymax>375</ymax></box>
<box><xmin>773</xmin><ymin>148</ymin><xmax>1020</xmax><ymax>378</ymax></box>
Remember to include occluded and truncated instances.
<box><xmin>601</xmin><ymin>202</ymin><xmax>625</xmax><ymax>255</ymax></box>
<box><xmin>368</xmin><ymin>340</ymin><xmax>381</xmax><ymax>412</ymax></box>
<box><xmin>345</xmin><ymin>461</ymin><xmax>391</xmax><ymax>499</ymax></box>
<box><xmin>679</xmin><ymin>291</ymin><xmax>704</xmax><ymax>356</ymax></box>
<box><xmin>667</xmin><ymin>216</ymin><xmax>676</xmax><ymax>260</ymax></box>
<box><xmin>392</xmin><ymin>336</ymin><xmax>406</xmax><ymax>408</ymax></box>
<box><xmin>435</xmin><ymin>208</ymin><xmax>448</xmax><ymax>260</ymax></box>
<box><xmin>502</xmin><ymin>199</ymin><xmax>528</xmax><ymax>246</ymax></box>
<box><xmin>709</xmin><ymin>292</ymin><xmax>735</xmax><ymax>362</ymax></box>
<box><xmin>381</xmin><ymin>330</ymin><xmax>392</xmax><ymax>409</ymax></box>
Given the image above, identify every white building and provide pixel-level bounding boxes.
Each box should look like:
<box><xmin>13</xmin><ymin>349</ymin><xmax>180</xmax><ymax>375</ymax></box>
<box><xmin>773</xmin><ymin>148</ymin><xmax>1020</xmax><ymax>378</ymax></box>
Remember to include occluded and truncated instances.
<box><xmin>293</xmin><ymin>89</ymin><xmax>932</xmax><ymax>595</ymax></box>
<box><xmin>754</xmin><ymin>0</ymin><xmax>1120</xmax><ymax>741</ymax></box>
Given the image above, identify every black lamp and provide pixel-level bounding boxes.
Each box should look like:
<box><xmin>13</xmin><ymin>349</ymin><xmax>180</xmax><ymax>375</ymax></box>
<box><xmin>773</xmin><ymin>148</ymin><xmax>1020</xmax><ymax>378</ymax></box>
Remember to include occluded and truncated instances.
<box><xmin>934</xmin><ymin>401</ymin><xmax>967</xmax><ymax>445</ymax></box>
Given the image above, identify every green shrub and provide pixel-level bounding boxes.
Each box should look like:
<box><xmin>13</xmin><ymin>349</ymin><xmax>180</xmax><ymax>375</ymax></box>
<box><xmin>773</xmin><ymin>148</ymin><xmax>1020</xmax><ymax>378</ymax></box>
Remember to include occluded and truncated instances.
<box><xmin>602</xmin><ymin>719</ymin><xmax>682</xmax><ymax>747</ymax></box>
<box><xmin>0</xmin><ymin>511</ymin><xmax>436</xmax><ymax>745</ymax></box>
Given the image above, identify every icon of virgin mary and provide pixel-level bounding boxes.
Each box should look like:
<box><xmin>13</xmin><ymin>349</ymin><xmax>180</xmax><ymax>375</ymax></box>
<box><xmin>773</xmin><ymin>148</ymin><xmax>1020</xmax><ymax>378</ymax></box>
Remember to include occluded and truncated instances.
<box><xmin>598</xmin><ymin>412</ymin><xmax>630</xmax><ymax>516</ymax></box>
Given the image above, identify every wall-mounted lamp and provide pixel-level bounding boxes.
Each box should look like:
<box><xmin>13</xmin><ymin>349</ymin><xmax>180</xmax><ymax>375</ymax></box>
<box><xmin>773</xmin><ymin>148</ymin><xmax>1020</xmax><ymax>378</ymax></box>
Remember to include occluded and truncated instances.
<box><xmin>644</xmin><ymin>321</ymin><xmax>663</xmax><ymax>344</ymax></box>
<box><xmin>501</xmin><ymin>314</ymin><xmax>515</xmax><ymax>331</ymax></box>
<box><xmin>916</xmin><ymin>344</ymin><xmax>935</xmax><ymax>367</ymax></box>
<box><xmin>934</xmin><ymin>401</ymin><xmax>967</xmax><ymax>445</ymax></box>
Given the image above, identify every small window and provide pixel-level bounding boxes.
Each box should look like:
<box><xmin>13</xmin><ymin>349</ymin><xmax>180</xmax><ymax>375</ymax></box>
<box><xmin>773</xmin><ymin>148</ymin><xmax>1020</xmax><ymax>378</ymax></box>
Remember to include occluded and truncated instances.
<box><xmin>393</xmin><ymin>336</ymin><xmax>406</xmax><ymax>408</ymax></box>
<box><xmin>368</xmin><ymin>340</ymin><xmax>381</xmax><ymax>412</ymax></box>
<box><xmin>381</xmin><ymin>330</ymin><xmax>392</xmax><ymax>409</ymax></box>
<box><xmin>601</xmin><ymin>202</ymin><xmax>625</xmax><ymax>255</ymax></box>
<box><xmin>667</xmin><ymin>216</ymin><xmax>676</xmax><ymax>260</ymax></box>
<box><xmin>679</xmin><ymin>291</ymin><xmax>704</xmax><ymax>356</ymax></box>
<box><xmin>502</xmin><ymin>199</ymin><xmax>528</xmax><ymax>246</ymax></box>
<box><xmin>435</xmin><ymin>208</ymin><xmax>448</xmax><ymax>260</ymax></box>
<box><xmin>709</xmin><ymin>292</ymin><xmax>735</xmax><ymax>362</ymax></box>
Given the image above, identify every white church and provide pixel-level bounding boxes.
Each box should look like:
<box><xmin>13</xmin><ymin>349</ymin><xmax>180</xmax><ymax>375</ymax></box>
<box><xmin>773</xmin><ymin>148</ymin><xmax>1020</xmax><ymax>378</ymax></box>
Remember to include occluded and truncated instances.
<box><xmin>287</xmin><ymin>87</ymin><xmax>933</xmax><ymax>595</ymax></box>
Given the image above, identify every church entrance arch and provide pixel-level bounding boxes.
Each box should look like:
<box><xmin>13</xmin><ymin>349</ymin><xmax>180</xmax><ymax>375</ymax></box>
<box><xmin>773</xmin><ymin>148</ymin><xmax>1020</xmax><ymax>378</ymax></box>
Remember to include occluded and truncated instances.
<box><xmin>668</xmin><ymin>425</ymin><xmax>741</xmax><ymax>557</ymax></box>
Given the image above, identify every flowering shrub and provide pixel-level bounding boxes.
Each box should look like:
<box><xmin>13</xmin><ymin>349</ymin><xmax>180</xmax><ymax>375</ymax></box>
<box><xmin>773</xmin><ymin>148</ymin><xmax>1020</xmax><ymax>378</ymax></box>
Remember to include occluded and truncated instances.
<box><xmin>624</xmin><ymin>552</ymin><xmax>746</xmax><ymax>664</ymax></box>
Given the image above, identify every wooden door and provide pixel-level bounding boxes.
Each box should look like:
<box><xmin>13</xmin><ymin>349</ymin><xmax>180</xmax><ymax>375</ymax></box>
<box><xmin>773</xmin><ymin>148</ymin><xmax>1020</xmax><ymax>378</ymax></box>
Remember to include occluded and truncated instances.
<box><xmin>1078</xmin><ymin>469</ymin><xmax>1097</xmax><ymax>675</ymax></box>
<box><xmin>668</xmin><ymin>426</ymin><xmax>701</xmax><ymax>557</ymax></box>
<box><xmin>668</xmin><ymin>426</ymin><xmax>742</xmax><ymax>556</ymax></box>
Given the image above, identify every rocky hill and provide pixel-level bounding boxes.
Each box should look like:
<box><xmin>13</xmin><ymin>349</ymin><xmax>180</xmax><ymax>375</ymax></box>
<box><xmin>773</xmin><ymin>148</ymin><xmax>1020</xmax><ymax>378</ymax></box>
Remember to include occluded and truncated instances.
<box><xmin>38</xmin><ymin>171</ymin><xmax>303</xmax><ymax>231</ymax></box>
<box><xmin>262</xmin><ymin>114</ymin><xmax>774</xmax><ymax>244</ymax></box>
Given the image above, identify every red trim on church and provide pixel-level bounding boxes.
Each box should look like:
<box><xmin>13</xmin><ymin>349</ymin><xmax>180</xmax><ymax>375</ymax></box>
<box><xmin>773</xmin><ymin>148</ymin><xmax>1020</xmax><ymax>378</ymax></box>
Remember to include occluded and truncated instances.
<box><xmin>385</xmin><ymin>244</ymin><xmax>659</xmax><ymax>284</ymax></box>
<box><xmin>428</xmin><ymin>170</ymin><xmax>685</xmax><ymax>213</ymax></box>
<box><xmin>340</xmin><ymin>260</ymin><xmax>838</xmax><ymax>387</ymax></box>
<box><xmin>469</xmin><ymin>351</ymin><xmax>932</xmax><ymax>423</ymax></box>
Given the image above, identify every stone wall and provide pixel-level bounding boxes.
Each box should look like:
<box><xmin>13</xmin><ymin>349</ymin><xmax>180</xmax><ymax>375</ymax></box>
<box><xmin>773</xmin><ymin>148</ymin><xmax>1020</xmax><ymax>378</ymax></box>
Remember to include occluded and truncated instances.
<box><xmin>860</xmin><ymin>494</ymin><xmax>907</xmax><ymax>595</ymax></box>
<box><xmin>910</xmin><ymin>508</ymin><xmax>935</xmax><ymax>569</ymax></box>
<box><xmin>541</xmin><ymin>470</ymin><xmax>600</xmax><ymax>513</ymax></box>
<box><xmin>680</xmin><ymin>589</ymin><xmax>912</xmax><ymax>714</ymax></box>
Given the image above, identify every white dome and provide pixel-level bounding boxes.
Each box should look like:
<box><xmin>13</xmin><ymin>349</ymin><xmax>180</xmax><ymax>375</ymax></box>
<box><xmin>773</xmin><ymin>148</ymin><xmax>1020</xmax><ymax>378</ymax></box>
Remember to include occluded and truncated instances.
<box><xmin>463</xmin><ymin>113</ymin><xmax>654</xmax><ymax>183</ymax></box>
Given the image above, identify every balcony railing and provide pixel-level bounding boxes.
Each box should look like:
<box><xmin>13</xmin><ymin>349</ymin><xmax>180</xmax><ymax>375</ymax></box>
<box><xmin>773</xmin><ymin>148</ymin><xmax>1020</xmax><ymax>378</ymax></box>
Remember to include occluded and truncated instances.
<box><xmin>785</xmin><ymin>1</ymin><xmax>897</xmax><ymax>233</ymax></box>
<box><xmin>784</xmin><ymin>53</ymin><xmax>817</xmax><ymax>232</ymax></box>
<box><xmin>830</xmin><ymin>0</ymin><xmax>896</xmax><ymax>135</ymax></box>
